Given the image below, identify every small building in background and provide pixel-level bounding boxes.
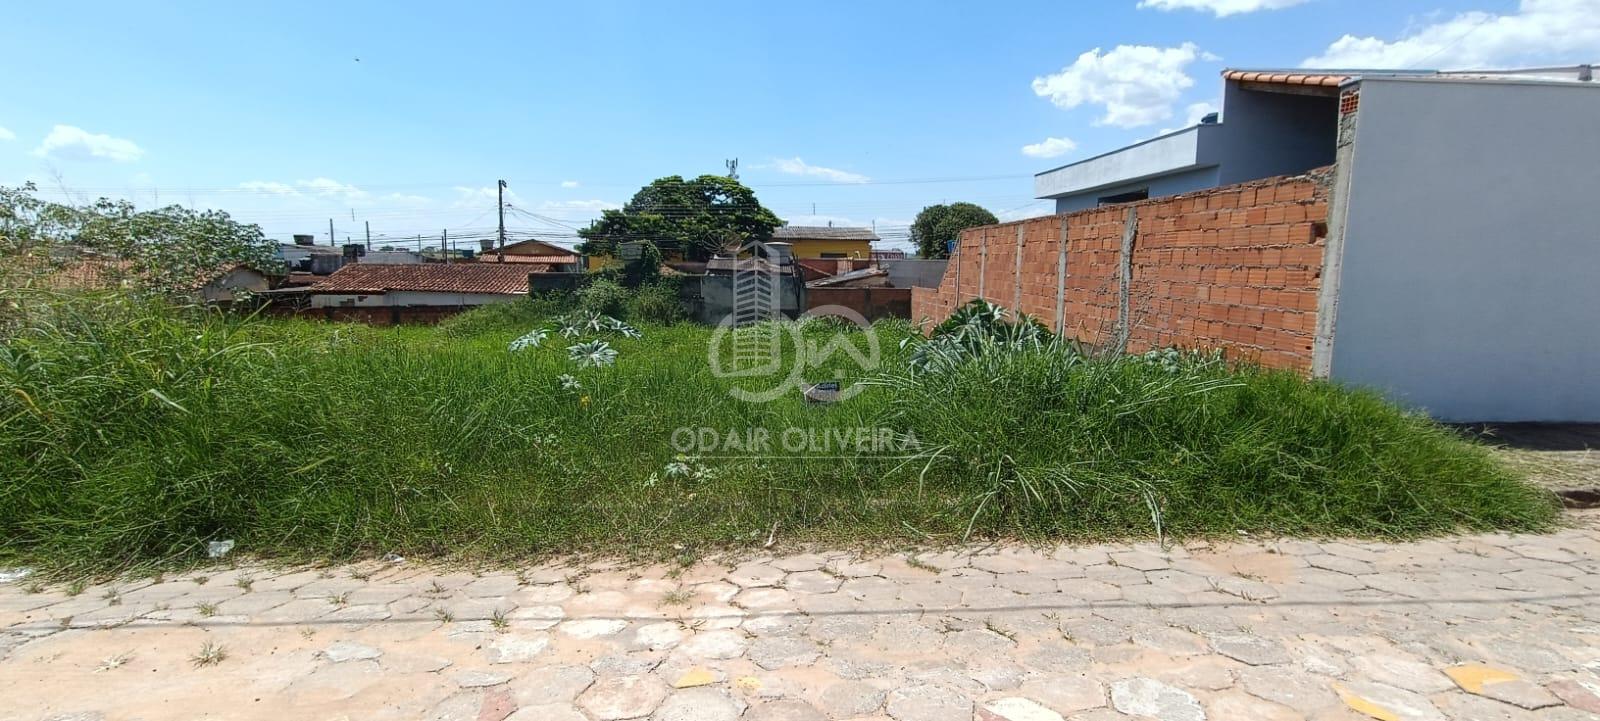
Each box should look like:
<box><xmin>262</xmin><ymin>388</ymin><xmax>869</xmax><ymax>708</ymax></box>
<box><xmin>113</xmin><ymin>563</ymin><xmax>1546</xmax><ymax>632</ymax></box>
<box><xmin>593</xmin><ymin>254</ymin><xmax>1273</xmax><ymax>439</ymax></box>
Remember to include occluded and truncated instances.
<box><xmin>276</xmin><ymin>235</ymin><xmax>348</xmax><ymax>275</ymax></box>
<box><xmin>479</xmin><ymin>238</ymin><xmax>582</xmax><ymax>272</ymax></box>
<box><xmin>770</xmin><ymin>225</ymin><xmax>879</xmax><ymax>259</ymax></box>
<box><xmin>305</xmin><ymin>263</ymin><xmax>536</xmax><ymax>309</ymax></box>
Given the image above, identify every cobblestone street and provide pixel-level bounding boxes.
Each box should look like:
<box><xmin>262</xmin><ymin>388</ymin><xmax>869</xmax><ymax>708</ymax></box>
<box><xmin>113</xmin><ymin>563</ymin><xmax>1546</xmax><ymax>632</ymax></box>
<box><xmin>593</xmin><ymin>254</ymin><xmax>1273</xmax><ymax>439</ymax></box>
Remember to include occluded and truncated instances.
<box><xmin>5</xmin><ymin>517</ymin><xmax>1600</xmax><ymax>721</ymax></box>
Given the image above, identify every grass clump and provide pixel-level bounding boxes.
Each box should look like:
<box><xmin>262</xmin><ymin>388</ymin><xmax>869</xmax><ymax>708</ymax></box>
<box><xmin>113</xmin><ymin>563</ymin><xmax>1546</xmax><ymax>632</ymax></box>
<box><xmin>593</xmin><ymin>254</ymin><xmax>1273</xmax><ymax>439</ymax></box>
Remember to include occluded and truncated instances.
<box><xmin>0</xmin><ymin>291</ymin><xmax>1554</xmax><ymax>573</ymax></box>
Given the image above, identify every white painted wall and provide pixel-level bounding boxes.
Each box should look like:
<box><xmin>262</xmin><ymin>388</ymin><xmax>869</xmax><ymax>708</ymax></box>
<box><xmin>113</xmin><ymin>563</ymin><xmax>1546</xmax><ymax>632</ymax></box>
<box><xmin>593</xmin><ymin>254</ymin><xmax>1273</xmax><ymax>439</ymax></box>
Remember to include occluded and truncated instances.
<box><xmin>1329</xmin><ymin>78</ymin><xmax>1600</xmax><ymax>421</ymax></box>
<box><xmin>310</xmin><ymin>291</ymin><xmax>520</xmax><ymax>308</ymax></box>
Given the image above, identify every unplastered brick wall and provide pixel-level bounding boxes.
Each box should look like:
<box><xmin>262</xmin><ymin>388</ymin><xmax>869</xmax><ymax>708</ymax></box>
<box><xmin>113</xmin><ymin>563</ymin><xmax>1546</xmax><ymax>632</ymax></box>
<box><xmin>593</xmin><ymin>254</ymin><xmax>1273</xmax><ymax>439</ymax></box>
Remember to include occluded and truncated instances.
<box><xmin>911</xmin><ymin>170</ymin><xmax>1331</xmax><ymax>370</ymax></box>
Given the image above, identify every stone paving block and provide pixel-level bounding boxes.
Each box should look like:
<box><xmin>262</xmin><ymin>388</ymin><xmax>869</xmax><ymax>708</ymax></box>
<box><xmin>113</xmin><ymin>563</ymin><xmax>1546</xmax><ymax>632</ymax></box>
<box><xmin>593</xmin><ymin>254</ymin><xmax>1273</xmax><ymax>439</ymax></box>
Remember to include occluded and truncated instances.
<box><xmin>886</xmin><ymin>684</ymin><xmax>974</xmax><ymax>721</ymax></box>
<box><xmin>980</xmin><ymin>697</ymin><xmax>1065</xmax><ymax>721</ymax></box>
<box><xmin>1109</xmin><ymin>677</ymin><xmax>1204</xmax><ymax>721</ymax></box>
<box><xmin>1238</xmin><ymin>666</ymin><xmax>1340</xmax><ymax>712</ymax></box>
<box><xmin>785</xmin><ymin>571</ymin><xmax>842</xmax><ymax>595</ymax></box>
<box><xmin>579</xmin><ymin>674</ymin><xmax>670</xmax><ymax>720</ymax></box>
<box><xmin>653</xmin><ymin>686</ymin><xmax>746</xmax><ymax>721</ymax></box>
<box><xmin>728</xmin><ymin>562</ymin><xmax>786</xmax><ymax>588</ymax></box>
<box><xmin>1209</xmin><ymin>634</ymin><xmax>1291</xmax><ymax>666</ymax></box>
<box><xmin>748</xmin><ymin>636</ymin><xmax>821</xmax><ymax>669</ymax></box>
<box><xmin>1203</xmin><ymin>691</ymin><xmax>1304</xmax><ymax>721</ymax></box>
<box><xmin>323</xmin><ymin>640</ymin><xmax>383</xmax><ymax>662</ymax></box>
<box><xmin>1018</xmin><ymin>676</ymin><xmax>1106</xmax><ymax>715</ymax></box>
<box><xmin>506</xmin><ymin>704</ymin><xmax>586</xmax><ymax>721</ymax></box>
<box><xmin>678</xmin><ymin>629</ymin><xmax>750</xmax><ymax>659</ymax></box>
<box><xmin>1133</xmin><ymin>627</ymin><xmax>1210</xmax><ymax>657</ymax></box>
<box><xmin>747</xmin><ymin>699</ymin><xmax>830</xmax><ymax>721</ymax></box>
<box><xmin>508</xmin><ymin>664</ymin><xmax>595</xmax><ymax>705</ymax></box>
<box><xmin>771</xmin><ymin>554</ymin><xmax>828</xmax><ymax>573</ymax></box>
<box><xmin>1333</xmin><ymin>681</ymin><xmax>1443</xmax><ymax>721</ymax></box>
<box><xmin>1109</xmin><ymin>552</ymin><xmax>1169</xmax><ymax>572</ymax></box>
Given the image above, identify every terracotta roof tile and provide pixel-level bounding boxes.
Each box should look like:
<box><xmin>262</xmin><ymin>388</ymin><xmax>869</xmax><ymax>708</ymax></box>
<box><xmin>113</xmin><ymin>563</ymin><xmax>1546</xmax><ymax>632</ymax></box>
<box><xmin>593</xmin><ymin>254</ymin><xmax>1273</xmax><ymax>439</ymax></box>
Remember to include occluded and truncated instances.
<box><xmin>1223</xmin><ymin>70</ymin><xmax>1353</xmax><ymax>87</ymax></box>
<box><xmin>309</xmin><ymin>263</ymin><xmax>534</xmax><ymax>295</ymax></box>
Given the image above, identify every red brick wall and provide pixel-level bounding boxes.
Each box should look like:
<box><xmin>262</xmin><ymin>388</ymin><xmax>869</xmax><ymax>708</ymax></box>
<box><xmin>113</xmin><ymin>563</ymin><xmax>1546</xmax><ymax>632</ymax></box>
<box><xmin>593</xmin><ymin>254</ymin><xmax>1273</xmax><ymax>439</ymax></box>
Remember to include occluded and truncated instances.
<box><xmin>911</xmin><ymin>170</ymin><xmax>1331</xmax><ymax>370</ymax></box>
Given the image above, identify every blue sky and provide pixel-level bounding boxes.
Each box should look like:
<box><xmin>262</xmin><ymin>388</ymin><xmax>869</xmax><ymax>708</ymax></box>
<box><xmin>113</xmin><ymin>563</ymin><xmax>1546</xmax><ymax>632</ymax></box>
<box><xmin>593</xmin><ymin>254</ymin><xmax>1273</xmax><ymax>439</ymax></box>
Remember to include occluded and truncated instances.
<box><xmin>2</xmin><ymin>0</ymin><xmax>1594</xmax><ymax>251</ymax></box>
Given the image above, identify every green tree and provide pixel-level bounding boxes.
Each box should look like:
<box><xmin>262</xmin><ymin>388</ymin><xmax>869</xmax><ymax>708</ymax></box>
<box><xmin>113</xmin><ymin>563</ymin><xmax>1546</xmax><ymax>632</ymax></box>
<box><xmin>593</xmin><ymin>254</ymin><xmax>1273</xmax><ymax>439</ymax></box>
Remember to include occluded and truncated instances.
<box><xmin>577</xmin><ymin>175</ymin><xmax>781</xmax><ymax>262</ymax></box>
<box><xmin>0</xmin><ymin>182</ymin><xmax>281</xmax><ymax>295</ymax></box>
<box><xmin>910</xmin><ymin>202</ymin><xmax>999</xmax><ymax>259</ymax></box>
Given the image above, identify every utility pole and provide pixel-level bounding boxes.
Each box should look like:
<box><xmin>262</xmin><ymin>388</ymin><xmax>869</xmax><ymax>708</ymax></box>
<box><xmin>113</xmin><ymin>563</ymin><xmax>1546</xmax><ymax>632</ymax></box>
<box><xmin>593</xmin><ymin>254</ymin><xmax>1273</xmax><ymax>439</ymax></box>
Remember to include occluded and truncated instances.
<box><xmin>365</xmin><ymin>221</ymin><xmax>371</xmax><ymax>251</ymax></box>
<box><xmin>442</xmin><ymin>229</ymin><xmax>449</xmax><ymax>264</ymax></box>
<box><xmin>496</xmin><ymin>179</ymin><xmax>508</xmax><ymax>262</ymax></box>
<box><xmin>328</xmin><ymin>219</ymin><xmax>335</xmax><ymax>246</ymax></box>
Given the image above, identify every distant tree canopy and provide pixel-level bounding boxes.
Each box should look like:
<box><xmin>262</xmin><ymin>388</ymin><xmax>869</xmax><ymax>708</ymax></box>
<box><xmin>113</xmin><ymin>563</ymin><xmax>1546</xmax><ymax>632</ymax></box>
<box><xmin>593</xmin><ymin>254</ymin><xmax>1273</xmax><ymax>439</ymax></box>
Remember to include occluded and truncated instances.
<box><xmin>910</xmin><ymin>202</ymin><xmax>999</xmax><ymax>259</ymax></box>
<box><xmin>576</xmin><ymin>175</ymin><xmax>781</xmax><ymax>262</ymax></box>
<box><xmin>0</xmin><ymin>182</ymin><xmax>281</xmax><ymax>294</ymax></box>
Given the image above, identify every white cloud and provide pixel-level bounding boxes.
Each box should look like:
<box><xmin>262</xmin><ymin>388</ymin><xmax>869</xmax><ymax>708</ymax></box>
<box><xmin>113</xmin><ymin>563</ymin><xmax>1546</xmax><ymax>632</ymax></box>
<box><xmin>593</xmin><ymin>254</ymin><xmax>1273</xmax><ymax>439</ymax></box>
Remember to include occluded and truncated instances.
<box><xmin>33</xmin><ymin>125</ymin><xmax>145</xmax><ymax>162</ymax></box>
<box><xmin>1138</xmin><ymin>0</ymin><xmax>1308</xmax><ymax>17</ymax></box>
<box><xmin>297</xmin><ymin>177</ymin><xmax>367</xmax><ymax>201</ymax></box>
<box><xmin>770</xmin><ymin>157</ymin><xmax>870</xmax><ymax>184</ymax></box>
<box><xmin>560</xmin><ymin>180</ymin><xmax>580</xmax><ymax>188</ymax></box>
<box><xmin>238</xmin><ymin>181</ymin><xmax>299</xmax><ymax>195</ymax></box>
<box><xmin>0</xmin><ymin>126</ymin><xmax>15</xmax><ymax>142</ymax></box>
<box><xmin>1021</xmin><ymin>136</ymin><xmax>1078</xmax><ymax>159</ymax></box>
<box><xmin>1031</xmin><ymin>43</ymin><xmax>1218</xmax><ymax>128</ymax></box>
<box><xmin>1303</xmin><ymin>0</ymin><xmax>1600</xmax><ymax>69</ymax></box>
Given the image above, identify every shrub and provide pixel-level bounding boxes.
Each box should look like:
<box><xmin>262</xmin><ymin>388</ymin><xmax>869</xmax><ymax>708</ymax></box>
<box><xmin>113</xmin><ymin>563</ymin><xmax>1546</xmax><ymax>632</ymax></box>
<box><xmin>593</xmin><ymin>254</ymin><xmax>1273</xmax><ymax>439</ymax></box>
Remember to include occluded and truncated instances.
<box><xmin>626</xmin><ymin>281</ymin><xmax>685</xmax><ymax>325</ymax></box>
<box><xmin>578</xmin><ymin>278</ymin><xmax>630</xmax><ymax>318</ymax></box>
<box><xmin>438</xmin><ymin>293</ymin><xmax>570</xmax><ymax>336</ymax></box>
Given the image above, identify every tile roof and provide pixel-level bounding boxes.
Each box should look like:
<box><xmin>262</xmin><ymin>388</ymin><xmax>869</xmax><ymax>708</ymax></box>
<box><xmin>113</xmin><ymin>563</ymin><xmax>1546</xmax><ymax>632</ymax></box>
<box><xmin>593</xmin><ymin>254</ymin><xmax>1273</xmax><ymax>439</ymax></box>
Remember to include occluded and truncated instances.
<box><xmin>309</xmin><ymin>263</ymin><xmax>536</xmax><ymax>295</ymax></box>
<box><xmin>479</xmin><ymin>253</ymin><xmax>579</xmax><ymax>265</ymax></box>
<box><xmin>771</xmin><ymin>226</ymin><xmax>879</xmax><ymax>242</ymax></box>
<box><xmin>1223</xmin><ymin>70</ymin><xmax>1354</xmax><ymax>87</ymax></box>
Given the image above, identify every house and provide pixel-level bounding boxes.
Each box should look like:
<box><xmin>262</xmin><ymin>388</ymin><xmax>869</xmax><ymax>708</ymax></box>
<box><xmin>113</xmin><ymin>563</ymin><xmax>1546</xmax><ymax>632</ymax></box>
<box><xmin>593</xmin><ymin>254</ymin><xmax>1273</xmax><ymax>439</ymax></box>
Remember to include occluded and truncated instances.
<box><xmin>306</xmin><ymin>263</ymin><xmax>535</xmax><ymax>309</ymax></box>
<box><xmin>479</xmin><ymin>238</ymin><xmax>582</xmax><ymax>272</ymax></box>
<box><xmin>1035</xmin><ymin>65</ymin><xmax>1596</xmax><ymax>212</ymax></box>
<box><xmin>770</xmin><ymin>225</ymin><xmax>879</xmax><ymax>259</ymax></box>
<box><xmin>276</xmin><ymin>235</ymin><xmax>348</xmax><ymax>275</ymax></box>
<box><xmin>42</xmin><ymin>256</ymin><xmax>272</xmax><ymax>302</ymax></box>
<box><xmin>921</xmin><ymin>64</ymin><xmax>1599</xmax><ymax>421</ymax></box>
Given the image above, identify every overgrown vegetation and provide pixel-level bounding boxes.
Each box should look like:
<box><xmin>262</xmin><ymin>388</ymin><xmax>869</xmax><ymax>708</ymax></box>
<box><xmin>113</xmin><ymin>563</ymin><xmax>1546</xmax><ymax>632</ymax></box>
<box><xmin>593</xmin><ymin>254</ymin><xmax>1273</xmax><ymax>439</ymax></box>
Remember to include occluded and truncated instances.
<box><xmin>0</xmin><ymin>291</ymin><xmax>1555</xmax><ymax>574</ymax></box>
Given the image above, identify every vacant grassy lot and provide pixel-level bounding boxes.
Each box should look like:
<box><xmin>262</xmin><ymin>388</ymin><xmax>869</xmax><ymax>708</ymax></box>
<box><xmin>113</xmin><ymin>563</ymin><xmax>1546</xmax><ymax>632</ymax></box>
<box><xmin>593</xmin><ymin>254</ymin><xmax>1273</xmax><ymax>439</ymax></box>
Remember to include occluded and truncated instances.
<box><xmin>0</xmin><ymin>293</ymin><xmax>1557</xmax><ymax>573</ymax></box>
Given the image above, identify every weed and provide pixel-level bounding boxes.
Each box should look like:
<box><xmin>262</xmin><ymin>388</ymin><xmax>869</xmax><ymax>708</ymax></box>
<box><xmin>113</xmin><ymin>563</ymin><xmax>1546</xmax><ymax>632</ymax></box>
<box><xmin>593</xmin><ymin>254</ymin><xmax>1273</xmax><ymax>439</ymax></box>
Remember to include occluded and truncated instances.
<box><xmin>660</xmin><ymin>589</ymin><xmax>692</xmax><ymax>607</ymax></box>
<box><xmin>490</xmin><ymin>608</ymin><xmax>509</xmax><ymax>633</ymax></box>
<box><xmin>102</xmin><ymin>589</ymin><xmax>121</xmax><ymax>605</ymax></box>
<box><xmin>235</xmin><ymin>577</ymin><xmax>254</xmax><ymax>592</ymax></box>
<box><xmin>433</xmin><ymin>608</ymin><xmax>455</xmax><ymax>624</ymax></box>
<box><xmin>65</xmin><ymin>580</ymin><xmax>86</xmax><ymax>596</ymax></box>
<box><xmin>192</xmin><ymin>576</ymin><xmax>208</xmax><ymax>585</ymax></box>
<box><xmin>984</xmin><ymin>620</ymin><xmax>1017</xmax><ymax>642</ymax></box>
<box><xmin>196</xmin><ymin>602</ymin><xmax>218</xmax><ymax>617</ymax></box>
<box><xmin>190</xmin><ymin>641</ymin><xmax>227</xmax><ymax>667</ymax></box>
<box><xmin>905</xmin><ymin>556</ymin><xmax>939</xmax><ymax>573</ymax></box>
<box><xmin>94</xmin><ymin>651</ymin><xmax>133</xmax><ymax>672</ymax></box>
<box><xmin>0</xmin><ymin>293</ymin><xmax>1553</xmax><ymax>572</ymax></box>
<box><xmin>328</xmin><ymin>592</ymin><xmax>350</xmax><ymax>606</ymax></box>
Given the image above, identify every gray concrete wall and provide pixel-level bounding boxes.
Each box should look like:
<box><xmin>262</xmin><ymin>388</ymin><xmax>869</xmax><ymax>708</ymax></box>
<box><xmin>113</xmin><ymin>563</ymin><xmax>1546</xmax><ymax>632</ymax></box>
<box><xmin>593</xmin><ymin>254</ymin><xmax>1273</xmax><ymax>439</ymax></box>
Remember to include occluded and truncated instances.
<box><xmin>1215</xmin><ymin>82</ymin><xmax>1337</xmax><ymax>185</ymax></box>
<box><xmin>1329</xmin><ymin>78</ymin><xmax>1600</xmax><ymax>421</ymax></box>
<box><xmin>882</xmin><ymin>259</ymin><xmax>949</xmax><ymax>288</ymax></box>
<box><xmin>1053</xmin><ymin>165</ymin><xmax>1221</xmax><ymax>213</ymax></box>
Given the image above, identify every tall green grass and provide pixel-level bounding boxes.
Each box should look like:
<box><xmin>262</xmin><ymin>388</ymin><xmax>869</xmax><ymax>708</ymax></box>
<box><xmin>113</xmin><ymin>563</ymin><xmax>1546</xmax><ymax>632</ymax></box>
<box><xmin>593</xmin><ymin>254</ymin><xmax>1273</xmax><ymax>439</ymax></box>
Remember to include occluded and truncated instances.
<box><xmin>0</xmin><ymin>292</ymin><xmax>1555</xmax><ymax>573</ymax></box>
